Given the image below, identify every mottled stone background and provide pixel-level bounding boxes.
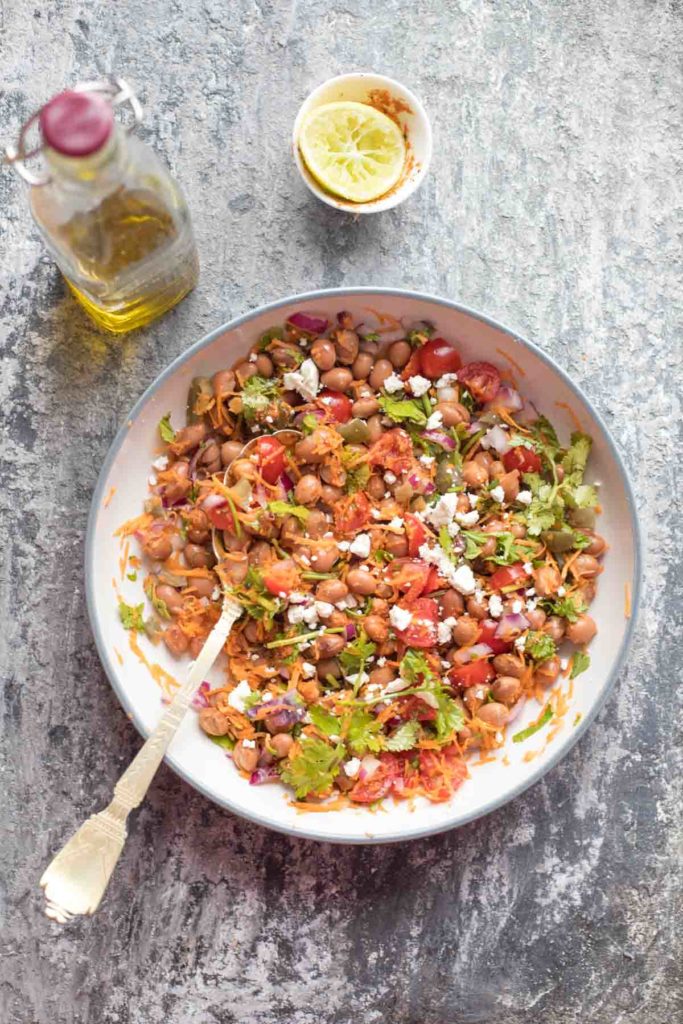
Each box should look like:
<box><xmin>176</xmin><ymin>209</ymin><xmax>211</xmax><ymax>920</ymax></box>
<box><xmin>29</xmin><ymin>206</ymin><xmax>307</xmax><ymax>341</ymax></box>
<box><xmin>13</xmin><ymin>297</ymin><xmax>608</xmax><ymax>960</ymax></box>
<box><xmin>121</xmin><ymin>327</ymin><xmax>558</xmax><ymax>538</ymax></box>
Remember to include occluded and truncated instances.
<box><xmin>1</xmin><ymin>1</ymin><xmax>681</xmax><ymax>1022</ymax></box>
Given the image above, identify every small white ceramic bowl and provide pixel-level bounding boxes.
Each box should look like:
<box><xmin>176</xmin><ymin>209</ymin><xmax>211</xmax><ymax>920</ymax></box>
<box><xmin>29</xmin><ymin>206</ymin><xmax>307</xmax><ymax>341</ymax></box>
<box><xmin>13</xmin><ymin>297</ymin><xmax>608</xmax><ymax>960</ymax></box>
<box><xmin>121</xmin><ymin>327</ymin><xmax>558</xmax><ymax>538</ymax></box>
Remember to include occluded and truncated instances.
<box><xmin>292</xmin><ymin>72</ymin><xmax>432</xmax><ymax>213</ymax></box>
<box><xmin>87</xmin><ymin>288</ymin><xmax>641</xmax><ymax>845</ymax></box>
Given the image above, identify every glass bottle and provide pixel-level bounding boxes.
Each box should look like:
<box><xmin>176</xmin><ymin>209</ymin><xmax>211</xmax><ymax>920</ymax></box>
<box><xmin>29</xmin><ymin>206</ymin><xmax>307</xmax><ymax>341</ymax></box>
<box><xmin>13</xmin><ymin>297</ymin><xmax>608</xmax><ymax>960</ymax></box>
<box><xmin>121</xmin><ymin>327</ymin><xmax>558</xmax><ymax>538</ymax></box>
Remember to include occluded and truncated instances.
<box><xmin>6</xmin><ymin>79</ymin><xmax>199</xmax><ymax>333</ymax></box>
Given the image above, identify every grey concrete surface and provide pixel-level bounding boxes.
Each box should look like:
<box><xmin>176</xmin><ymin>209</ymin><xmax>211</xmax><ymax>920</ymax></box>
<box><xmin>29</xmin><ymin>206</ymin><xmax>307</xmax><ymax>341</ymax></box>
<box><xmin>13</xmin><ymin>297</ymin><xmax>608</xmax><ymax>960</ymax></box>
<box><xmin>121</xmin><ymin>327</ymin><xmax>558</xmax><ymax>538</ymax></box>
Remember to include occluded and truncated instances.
<box><xmin>1</xmin><ymin>2</ymin><xmax>681</xmax><ymax>1022</ymax></box>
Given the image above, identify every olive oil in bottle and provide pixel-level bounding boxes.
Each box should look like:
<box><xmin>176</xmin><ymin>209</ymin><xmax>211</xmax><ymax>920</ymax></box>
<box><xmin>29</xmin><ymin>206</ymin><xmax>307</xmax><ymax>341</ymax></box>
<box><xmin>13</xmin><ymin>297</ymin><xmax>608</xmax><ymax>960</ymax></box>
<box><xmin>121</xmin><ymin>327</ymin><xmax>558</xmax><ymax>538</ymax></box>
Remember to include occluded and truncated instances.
<box><xmin>6</xmin><ymin>79</ymin><xmax>198</xmax><ymax>333</ymax></box>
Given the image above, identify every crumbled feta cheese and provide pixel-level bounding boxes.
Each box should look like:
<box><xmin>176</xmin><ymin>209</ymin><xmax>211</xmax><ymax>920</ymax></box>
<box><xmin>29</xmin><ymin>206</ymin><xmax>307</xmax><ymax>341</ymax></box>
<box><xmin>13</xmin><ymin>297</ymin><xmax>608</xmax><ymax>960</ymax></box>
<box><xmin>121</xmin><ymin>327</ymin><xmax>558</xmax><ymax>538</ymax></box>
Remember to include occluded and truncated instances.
<box><xmin>526</xmin><ymin>598</ymin><xmax>537</xmax><ymax>611</ymax></box>
<box><xmin>423</xmin><ymin>492</ymin><xmax>459</xmax><ymax>528</ymax></box>
<box><xmin>420</xmin><ymin>454</ymin><xmax>435</xmax><ymax>466</ymax></box>
<box><xmin>455</xmin><ymin>509</ymin><xmax>479</xmax><ymax>527</ymax></box>
<box><xmin>211</xmin><ymin>586</ymin><xmax>221</xmax><ymax>601</ymax></box>
<box><xmin>383</xmin><ymin>678</ymin><xmax>409</xmax><ymax>695</ymax></box>
<box><xmin>299</xmin><ymin>555</ymin><xmax>311</xmax><ymax>566</ymax></box>
<box><xmin>511</xmin><ymin>599</ymin><xmax>523</xmax><ymax>614</ymax></box>
<box><xmin>323</xmin><ymin>531</ymin><xmax>334</xmax><ymax>539</ymax></box>
<box><xmin>525</xmin><ymin>587</ymin><xmax>536</xmax><ymax>596</ymax></box>
<box><xmin>148</xmin><ymin>474</ymin><xmax>157</xmax><ymax>486</ymax></box>
<box><xmin>447</xmin><ymin>520</ymin><xmax>461</xmax><ymax>537</ymax></box>
<box><xmin>390</xmin><ymin>606</ymin><xmax>413</xmax><ymax>631</ymax></box>
<box><xmin>338</xmin><ymin>540</ymin><xmax>351</xmax><ymax>552</ymax></box>
<box><xmin>287</xmin><ymin>605</ymin><xmax>306</xmax><ymax>624</ymax></box>
<box><xmin>227</xmin><ymin>680</ymin><xmax>252</xmax><ymax>712</ymax></box>
<box><xmin>344</xmin><ymin>757</ymin><xmax>362</xmax><ymax>778</ymax></box>
<box><xmin>262</xmin><ymin>691</ymin><xmax>274</xmax><ymax>701</ymax></box>
<box><xmin>388</xmin><ymin>516</ymin><xmax>405</xmax><ymax>530</ymax></box>
<box><xmin>384</xmin><ymin>471</ymin><xmax>397</xmax><ymax>484</ymax></box>
<box><xmin>371</xmin><ymin>508</ymin><xmax>382</xmax><ymax>519</ymax></box>
<box><xmin>425</xmin><ymin>410</ymin><xmax>444</xmax><ymax>430</ymax></box>
<box><xmin>437</xmin><ymin>617</ymin><xmax>457</xmax><ymax>644</ymax></box>
<box><xmin>557</xmin><ymin>586</ymin><xmax>566</xmax><ymax>597</ymax></box>
<box><xmin>301</xmin><ymin>661</ymin><xmax>316</xmax><ymax>678</ymax></box>
<box><xmin>523</xmin><ymin>562</ymin><xmax>533</xmax><ymax>573</ymax></box>
<box><xmin>282</xmin><ymin>358</ymin><xmax>320</xmax><ymax>401</ymax></box>
<box><xmin>288</xmin><ymin>591</ymin><xmax>307</xmax><ymax>604</ymax></box>
<box><xmin>315</xmin><ymin>601</ymin><xmax>334</xmax><ymax>619</ymax></box>
<box><xmin>451</xmin><ymin>564</ymin><xmax>476</xmax><ymax>595</ymax></box>
<box><xmin>514</xmin><ymin>635</ymin><xmax>526</xmax><ymax>652</ymax></box>
<box><xmin>488</xmin><ymin>594</ymin><xmax>504</xmax><ymax>618</ymax></box>
<box><xmin>467</xmin><ymin>492</ymin><xmax>480</xmax><ymax>508</ymax></box>
<box><xmin>302</xmin><ymin>605</ymin><xmax>320</xmax><ymax>627</ymax></box>
<box><xmin>517</xmin><ymin>490</ymin><xmax>532</xmax><ymax>506</ymax></box>
<box><xmin>376</xmin><ymin>656</ymin><xmax>387</xmax><ymax>667</ymax></box>
<box><xmin>152</xmin><ymin>455</ymin><xmax>169</xmax><ymax>472</ymax></box>
<box><xmin>383</xmin><ymin>372</ymin><xmax>404</xmax><ymax>394</ymax></box>
<box><xmin>329</xmin><ymin>733</ymin><xmax>340</xmax><ymax>742</ymax></box>
<box><xmin>490</xmin><ymin>485</ymin><xmax>505</xmax><ymax>503</ymax></box>
<box><xmin>407</xmin><ymin>374</ymin><xmax>431</xmax><ymax>397</ymax></box>
<box><xmin>436</xmin><ymin>373</ymin><xmax>459</xmax><ymax>388</ymax></box>
<box><xmin>349</xmin><ymin>533</ymin><xmax>371</xmax><ymax>558</ymax></box>
<box><xmin>344</xmin><ymin>671</ymin><xmax>370</xmax><ymax>687</ymax></box>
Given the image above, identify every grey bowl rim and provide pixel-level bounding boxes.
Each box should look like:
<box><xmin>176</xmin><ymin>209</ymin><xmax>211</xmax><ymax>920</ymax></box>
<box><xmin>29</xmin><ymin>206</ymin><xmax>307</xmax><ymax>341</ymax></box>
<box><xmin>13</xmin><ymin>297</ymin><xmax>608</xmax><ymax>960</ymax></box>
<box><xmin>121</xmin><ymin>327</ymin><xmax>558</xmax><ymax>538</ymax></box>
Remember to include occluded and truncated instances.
<box><xmin>85</xmin><ymin>286</ymin><xmax>642</xmax><ymax>845</ymax></box>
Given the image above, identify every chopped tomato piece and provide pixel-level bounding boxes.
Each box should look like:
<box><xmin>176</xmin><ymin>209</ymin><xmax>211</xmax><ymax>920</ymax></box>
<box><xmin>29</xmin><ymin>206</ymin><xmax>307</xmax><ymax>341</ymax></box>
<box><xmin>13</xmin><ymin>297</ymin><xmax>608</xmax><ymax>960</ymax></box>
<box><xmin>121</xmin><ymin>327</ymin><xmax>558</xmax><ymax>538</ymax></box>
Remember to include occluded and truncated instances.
<box><xmin>457</xmin><ymin>361</ymin><xmax>501</xmax><ymax>403</ymax></box>
<box><xmin>262</xmin><ymin>558</ymin><xmax>300</xmax><ymax>596</ymax></box>
<box><xmin>423</xmin><ymin>566</ymin><xmax>442</xmax><ymax>594</ymax></box>
<box><xmin>393</xmin><ymin>597</ymin><xmax>439</xmax><ymax>648</ymax></box>
<box><xmin>476</xmin><ymin>618</ymin><xmax>513</xmax><ymax>654</ymax></box>
<box><xmin>488</xmin><ymin>562</ymin><xmax>529</xmax><ymax>591</ymax></box>
<box><xmin>386</xmin><ymin>558</ymin><xmax>432</xmax><ymax>602</ymax></box>
<box><xmin>316</xmin><ymin>388</ymin><xmax>352</xmax><ymax>423</ymax></box>
<box><xmin>254</xmin><ymin>436</ymin><xmax>286</xmax><ymax>485</ymax></box>
<box><xmin>368</xmin><ymin>428</ymin><xmax>414</xmax><ymax>473</ymax></box>
<box><xmin>502</xmin><ymin>446</ymin><xmax>542</xmax><ymax>474</ymax></box>
<box><xmin>206</xmin><ymin>503</ymin><xmax>238</xmax><ymax>532</ymax></box>
<box><xmin>393</xmin><ymin>694</ymin><xmax>437</xmax><ymax>722</ymax></box>
<box><xmin>418</xmin><ymin>337</ymin><xmax>462</xmax><ymax>379</ymax></box>
<box><xmin>404</xmin><ymin>513</ymin><xmax>428</xmax><ymax>557</ymax></box>
<box><xmin>333</xmin><ymin>491</ymin><xmax>371</xmax><ymax>535</ymax></box>
<box><xmin>448</xmin><ymin>659</ymin><xmax>495</xmax><ymax>688</ymax></box>
<box><xmin>349</xmin><ymin>753</ymin><xmax>400</xmax><ymax>804</ymax></box>
<box><xmin>400</xmin><ymin>349</ymin><xmax>422</xmax><ymax>381</ymax></box>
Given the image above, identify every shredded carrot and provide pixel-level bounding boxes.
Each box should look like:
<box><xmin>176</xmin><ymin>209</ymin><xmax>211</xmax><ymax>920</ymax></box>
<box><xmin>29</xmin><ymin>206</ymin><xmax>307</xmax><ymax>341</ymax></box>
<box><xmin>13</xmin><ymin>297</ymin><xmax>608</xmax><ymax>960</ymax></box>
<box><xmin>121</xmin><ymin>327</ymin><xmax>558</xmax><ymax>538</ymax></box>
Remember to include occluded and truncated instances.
<box><xmin>624</xmin><ymin>582</ymin><xmax>632</xmax><ymax>618</ymax></box>
<box><xmin>362</xmin><ymin>307</ymin><xmax>403</xmax><ymax>332</ymax></box>
<box><xmin>560</xmin><ymin>548</ymin><xmax>584</xmax><ymax>581</ymax></box>
<box><xmin>128</xmin><ymin>632</ymin><xmax>179</xmax><ymax>698</ymax></box>
<box><xmin>118</xmin><ymin>539</ymin><xmax>130</xmax><ymax>581</ymax></box>
<box><xmin>103</xmin><ymin>486</ymin><xmax>116</xmax><ymax>509</ymax></box>
<box><xmin>114</xmin><ymin>513</ymin><xmax>153</xmax><ymax>538</ymax></box>
<box><xmin>291</xmin><ymin>796</ymin><xmax>351</xmax><ymax>813</ymax></box>
<box><xmin>496</xmin><ymin>347</ymin><xmax>527</xmax><ymax>379</ymax></box>
<box><xmin>113</xmin><ymin>647</ymin><xmax>124</xmax><ymax>666</ymax></box>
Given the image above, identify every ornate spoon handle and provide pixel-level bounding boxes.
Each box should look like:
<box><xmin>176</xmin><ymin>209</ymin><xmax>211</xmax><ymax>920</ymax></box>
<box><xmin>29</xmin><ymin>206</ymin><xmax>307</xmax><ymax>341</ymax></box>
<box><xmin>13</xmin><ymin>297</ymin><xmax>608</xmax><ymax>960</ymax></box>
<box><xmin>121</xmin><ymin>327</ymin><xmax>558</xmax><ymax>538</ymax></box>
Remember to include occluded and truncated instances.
<box><xmin>39</xmin><ymin>598</ymin><xmax>242</xmax><ymax>923</ymax></box>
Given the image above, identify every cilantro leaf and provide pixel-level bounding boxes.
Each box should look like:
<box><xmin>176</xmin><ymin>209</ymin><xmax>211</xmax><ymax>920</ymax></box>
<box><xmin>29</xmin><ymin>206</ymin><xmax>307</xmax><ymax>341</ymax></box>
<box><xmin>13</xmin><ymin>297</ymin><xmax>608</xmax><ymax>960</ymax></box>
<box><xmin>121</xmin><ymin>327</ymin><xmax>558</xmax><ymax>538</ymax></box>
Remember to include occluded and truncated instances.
<box><xmin>309</xmin><ymin>705</ymin><xmax>341</xmax><ymax>736</ymax></box>
<box><xmin>241</xmin><ymin>374</ymin><xmax>280</xmax><ymax>421</ymax></box>
<box><xmin>564</xmin><ymin>483</ymin><xmax>598</xmax><ymax>509</ymax></box>
<box><xmin>438</xmin><ymin>524</ymin><xmax>456</xmax><ymax>561</ymax></box>
<box><xmin>385</xmin><ymin>720</ymin><xmax>420</xmax><ymax>751</ymax></box>
<box><xmin>279</xmin><ymin>737</ymin><xmax>345</xmax><ymax>797</ymax></box>
<box><xmin>373</xmin><ymin>548</ymin><xmax>395</xmax><ymax>565</ymax></box>
<box><xmin>540</xmin><ymin>595</ymin><xmax>587</xmax><ymax>623</ymax></box>
<box><xmin>562</xmin><ymin>432</ymin><xmax>592</xmax><ymax>483</ymax></box>
<box><xmin>158</xmin><ymin>413</ymin><xmax>176</xmax><ymax>443</ymax></box>
<box><xmin>144</xmin><ymin>579</ymin><xmax>171</xmax><ymax>620</ymax></box>
<box><xmin>570</xmin><ymin>651</ymin><xmax>591</xmax><ymax>679</ymax></box>
<box><xmin>513</xmin><ymin>705</ymin><xmax>553</xmax><ymax>743</ymax></box>
<box><xmin>530</xmin><ymin>415</ymin><xmax>560</xmax><ymax>450</ymax></box>
<box><xmin>301</xmin><ymin>413</ymin><xmax>321</xmax><ymax>434</ymax></box>
<box><xmin>339</xmin><ymin>632</ymin><xmax>376</xmax><ymax>675</ymax></box>
<box><xmin>378</xmin><ymin>395</ymin><xmax>427</xmax><ymax>426</ymax></box>
<box><xmin>345</xmin><ymin>708</ymin><xmax>383</xmax><ymax>755</ymax></box>
<box><xmin>257</xmin><ymin>326</ymin><xmax>285</xmax><ymax>350</ymax></box>
<box><xmin>267</xmin><ymin>500</ymin><xmax>310</xmax><ymax>522</ymax></box>
<box><xmin>346</xmin><ymin>462</ymin><xmax>371</xmax><ymax>495</ymax></box>
<box><xmin>461</xmin><ymin>530</ymin><xmax>489</xmax><ymax>559</ymax></box>
<box><xmin>489</xmin><ymin>532</ymin><xmax>528</xmax><ymax>565</ymax></box>
<box><xmin>525</xmin><ymin>498</ymin><xmax>560</xmax><ymax>537</ymax></box>
<box><xmin>525</xmin><ymin>631</ymin><xmax>557</xmax><ymax>662</ymax></box>
<box><xmin>118</xmin><ymin>600</ymin><xmax>145</xmax><ymax>632</ymax></box>
<box><xmin>434</xmin><ymin>692</ymin><xmax>465</xmax><ymax>741</ymax></box>
<box><xmin>400</xmin><ymin>649</ymin><xmax>437</xmax><ymax>684</ymax></box>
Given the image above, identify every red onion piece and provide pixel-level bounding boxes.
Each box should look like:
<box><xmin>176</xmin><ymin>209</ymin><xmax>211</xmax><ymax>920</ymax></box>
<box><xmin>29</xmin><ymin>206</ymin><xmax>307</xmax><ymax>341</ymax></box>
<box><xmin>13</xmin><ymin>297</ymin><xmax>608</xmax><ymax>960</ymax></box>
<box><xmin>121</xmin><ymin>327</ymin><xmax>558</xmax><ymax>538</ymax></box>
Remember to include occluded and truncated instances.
<box><xmin>249</xmin><ymin>766</ymin><xmax>280</xmax><ymax>786</ymax></box>
<box><xmin>191</xmin><ymin>681</ymin><xmax>211</xmax><ymax>710</ymax></box>
<box><xmin>287</xmin><ymin>312</ymin><xmax>328</xmax><ymax>334</ymax></box>
<box><xmin>358</xmin><ymin>754</ymin><xmax>381</xmax><ymax>781</ymax></box>
<box><xmin>187</xmin><ymin>445</ymin><xmax>203</xmax><ymax>481</ymax></box>
<box><xmin>452</xmin><ymin>642</ymin><xmax>493</xmax><ymax>665</ymax></box>
<box><xmin>422</xmin><ymin>429</ymin><xmax>457</xmax><ymax>451</ymax></box>
<box><xmin>345</xmin><ymin>623</ymin><xmax>357</xmax><ymax>641</ymax></box>
<box><xmin>495</xmin><ymin>612</ymin><xmax>530</xmax><ymax>639</ymax></box>
<box><xmin>481</xmin><ymin>424</ymin><xmax>511</xmax><ymax>455</ymax></box>
<box><xmin>467</xmin><ymin>420</ymin><xmax>484</xmax><ymax>435</ymax></box>
<box><xmin>487</xmin><ymin>386</ymin><xmax>523</xmax><ymax>413</ymax></box>
<box><xmin>279</xmin><ymin>471</ymin><xmax>295</xmax><ymax>493</ymax></box>
<box><xmin>202</xmin><ymin>493</ymin><xmax>228</xmax><ymax>512</ymax></box>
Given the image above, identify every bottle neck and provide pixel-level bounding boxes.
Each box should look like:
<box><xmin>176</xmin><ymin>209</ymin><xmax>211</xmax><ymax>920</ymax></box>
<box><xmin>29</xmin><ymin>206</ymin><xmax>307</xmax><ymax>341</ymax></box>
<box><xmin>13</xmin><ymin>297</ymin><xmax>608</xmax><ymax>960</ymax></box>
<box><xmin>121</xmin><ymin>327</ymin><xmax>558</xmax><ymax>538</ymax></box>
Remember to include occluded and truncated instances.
<box><xmin>44</xmin><ymin>127</ymin><xmax>128</xmax><ymax>190</ymax></box>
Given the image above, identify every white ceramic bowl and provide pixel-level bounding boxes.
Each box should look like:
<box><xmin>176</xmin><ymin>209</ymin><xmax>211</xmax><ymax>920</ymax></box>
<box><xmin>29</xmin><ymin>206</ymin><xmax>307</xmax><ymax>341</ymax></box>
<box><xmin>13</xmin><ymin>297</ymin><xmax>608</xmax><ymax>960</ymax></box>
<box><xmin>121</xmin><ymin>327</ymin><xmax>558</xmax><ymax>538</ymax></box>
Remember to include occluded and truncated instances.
<box><xmin>292</xmin><ymin>73</ymin><xmax>432</xmax><ymax>213</ymax></box>
<box><xmin>87</xmin><ymin>289</ymin><xmax>641</xmax><ymax>844</ymax></box>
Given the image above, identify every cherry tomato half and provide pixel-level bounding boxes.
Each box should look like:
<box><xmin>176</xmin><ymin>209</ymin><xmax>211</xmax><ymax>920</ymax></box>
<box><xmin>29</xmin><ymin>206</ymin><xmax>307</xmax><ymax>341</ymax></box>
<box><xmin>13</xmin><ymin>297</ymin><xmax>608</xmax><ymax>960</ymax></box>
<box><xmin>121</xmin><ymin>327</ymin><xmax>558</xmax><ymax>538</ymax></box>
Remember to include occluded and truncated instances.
<box><xmin>476</xmin><ymin>619</ymin><xmax>513</xmax><ymax>655</ymax></box>
<box><xmin>386</xmin><ymin>558</ymin><xmax>432</xmax><ymax>602</ymax></box>
<box><xmin>418</xmin><ymin>337</ymin><xmax>462</xmax><ymax>379</ymax></box>
<box><xmin>502</xmin><ymin>446</ymin><xmax>542</xmax><ymax>474</ymax></box>
<box><xmin>262</xmin><ymin>558</ymin><xmax>301</xmax><ymax>596</ymax></box>
<box><xmin>254</xmin><ymin>436</ymin><xmax>286</xmax><ymax>485</ymax></box>
<box><xmin>400</xmin><ymin>349</ymin><xmax>423</xmax><ymax>381</ymax></box>
<box><xmin>206</xmin><ymin>503</ymin><xmax>238</xmax><ymax>532</ymax></box>
<box><xmin>394</xmin><ymin>597</ymin><xmax>439</xmax><ymax>648</ymax></box>
<box><xmin>457</xmin><ymin>361</ymin><xmax>501</xmax><ymax>403</ymax></box>
<box><xmin>404</xmin><ymin>513</ymin><xmax>428</xmax><ymax>558</ymax></box>
<box><xmin>349</xmin><ymin>753</ymin><xmax>400</xmax><ymax>804</ymax></box>
<box><xmin>333</xmin><ymin>491</ymin><xmax>371</xmax><ymax>535</ymax></box>
<box><xmin>448</xmin><ymin>659</ymin><xmax>495</xmax><ymax>688</ymax></box>
<box><xmin>488</xmin><ymin>562</ymin><xmax>529</xmax><ymax>591</ymax></box>
<box><xmin>317</xmin><ymin>388</ymin><xmax>352</xmax><ymax>423</ymax></box>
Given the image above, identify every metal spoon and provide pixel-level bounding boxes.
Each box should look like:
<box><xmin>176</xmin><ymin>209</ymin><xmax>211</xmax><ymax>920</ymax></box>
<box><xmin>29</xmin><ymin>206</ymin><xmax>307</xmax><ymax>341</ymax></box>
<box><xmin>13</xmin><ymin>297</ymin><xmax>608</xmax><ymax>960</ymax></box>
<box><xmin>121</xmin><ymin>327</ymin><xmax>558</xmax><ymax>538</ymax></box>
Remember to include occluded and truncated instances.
<box><xmin>39</xmin><ymin>428</ymin><xmax>300</xmax><ymax>922</ymax></box>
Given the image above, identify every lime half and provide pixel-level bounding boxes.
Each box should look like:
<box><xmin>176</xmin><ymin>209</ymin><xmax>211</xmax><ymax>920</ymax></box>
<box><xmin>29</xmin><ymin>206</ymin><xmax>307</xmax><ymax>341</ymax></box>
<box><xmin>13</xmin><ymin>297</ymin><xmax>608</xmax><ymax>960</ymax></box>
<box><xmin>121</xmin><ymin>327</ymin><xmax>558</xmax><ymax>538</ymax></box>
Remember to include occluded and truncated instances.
<box><xmin>299</xmin><ymin>101</ymin><xmax>407</xmax><ymax>204</ymax></box>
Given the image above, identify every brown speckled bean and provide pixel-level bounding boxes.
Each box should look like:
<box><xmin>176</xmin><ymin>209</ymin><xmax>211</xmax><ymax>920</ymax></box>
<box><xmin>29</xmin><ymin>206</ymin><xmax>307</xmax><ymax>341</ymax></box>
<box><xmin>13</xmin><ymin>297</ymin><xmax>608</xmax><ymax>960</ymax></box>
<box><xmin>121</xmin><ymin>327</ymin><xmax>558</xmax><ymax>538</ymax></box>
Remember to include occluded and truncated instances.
<box><xmin>368</xmin><ymin>359</ymin><xmax>393</xmax><ymax>391</ymax></box>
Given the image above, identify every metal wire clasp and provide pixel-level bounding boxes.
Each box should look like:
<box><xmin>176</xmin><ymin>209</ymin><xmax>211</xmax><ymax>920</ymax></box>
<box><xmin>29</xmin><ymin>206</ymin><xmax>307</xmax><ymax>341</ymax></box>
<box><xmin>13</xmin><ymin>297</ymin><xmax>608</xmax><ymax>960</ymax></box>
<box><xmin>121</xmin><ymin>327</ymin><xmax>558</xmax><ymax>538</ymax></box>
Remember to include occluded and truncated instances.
<box><xmin>3</xmin><ymin>76</ymin><xmax>143</xmax><ymax>186</ymax></box>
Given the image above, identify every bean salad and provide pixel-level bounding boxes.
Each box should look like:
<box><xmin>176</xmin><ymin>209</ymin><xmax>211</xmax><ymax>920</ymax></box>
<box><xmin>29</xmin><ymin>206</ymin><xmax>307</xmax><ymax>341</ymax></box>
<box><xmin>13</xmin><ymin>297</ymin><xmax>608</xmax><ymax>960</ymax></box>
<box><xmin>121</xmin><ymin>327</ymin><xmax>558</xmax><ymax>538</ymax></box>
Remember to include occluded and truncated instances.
<box><xmin>119</xmin><ymin>310</ymin><xmax>605</xmax><ymax>806</ymax></box>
